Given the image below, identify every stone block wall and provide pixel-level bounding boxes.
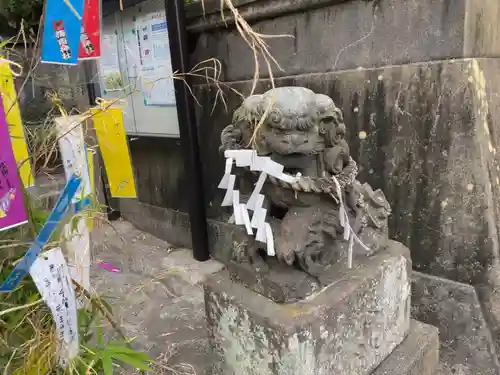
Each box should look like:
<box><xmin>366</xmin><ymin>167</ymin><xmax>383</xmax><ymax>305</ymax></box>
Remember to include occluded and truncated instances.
<box><xmin>188</xmin><ymin>0</ymin><xmax>500</xmax><ymax>80</ymax></box>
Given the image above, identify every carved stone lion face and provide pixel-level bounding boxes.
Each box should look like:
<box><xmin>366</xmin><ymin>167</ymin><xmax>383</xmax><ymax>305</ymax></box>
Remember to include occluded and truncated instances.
<box><xmin>315</xmin><ymin>94</ymin><xmax>346</xmax><ymax>148</ymax></box>
<box><xmin>233</xmin><ymin>87</ymin><xmax>345</xmax><ymax>156</ymax></box>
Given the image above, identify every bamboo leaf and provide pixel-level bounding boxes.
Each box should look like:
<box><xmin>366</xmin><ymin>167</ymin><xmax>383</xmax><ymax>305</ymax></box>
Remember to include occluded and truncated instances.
<box><xmin>102</xmin><ymin>352</ymin><xmax>113</xmax><ymax>375</ymax></box>
<box><xmin>111</xmin><ymin>352</ymin><xmax>152</xmax><ymax>371</ymax></box>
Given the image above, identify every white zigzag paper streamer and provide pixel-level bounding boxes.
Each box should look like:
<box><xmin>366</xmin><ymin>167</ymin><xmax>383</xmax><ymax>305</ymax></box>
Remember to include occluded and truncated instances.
<box><xmin>217</xmin><ymin>150</ymin><xmax>297</xmax><ymax>257</ymax></box>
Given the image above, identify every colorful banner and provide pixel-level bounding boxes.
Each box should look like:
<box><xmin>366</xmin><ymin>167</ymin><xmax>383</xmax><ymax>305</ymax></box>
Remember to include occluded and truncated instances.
<box><xmin>54</xmin><ymin>115</ymin><xmax>91</xmax><ymax>290</ymax></box>
<box><xmin>0</xmin><ymin>95</ymin><xmax>28</xmax><ymax>232</ymax></box>
<box><xmin>78</xmin><ymin>0</ymin><xmax>101</xmax><ymax>60</ymax></box>
<box><xmin>91</xmin><ymin>107</ymin><xmax>137</xmax><ymax>198</ymax></box>
<box><xmin>0</xmin><ymin>174</ymin><xmax>81</xmax><ymax>293</ymax></box>
<box><xmin>30</xmin><ymin>247</ymin><xmax>79</xmax><ymax>364</ymax></box>
<box><xmin>0</xmin><ymin>62</ymin><xmax>34</xmax><ymax>187</ymax></box>
<box><xmin>41</xmin><ymin>0</ymin><xmax>85</xmax><ymax>65</ymax></box>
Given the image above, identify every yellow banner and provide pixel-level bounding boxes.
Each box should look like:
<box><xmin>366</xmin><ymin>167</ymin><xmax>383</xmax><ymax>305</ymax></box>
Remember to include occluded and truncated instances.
<box><xmin>0</xmin><ymin>62</ymin><xmax>34</xmax><ymax>187</ymax></box>
<box><xmin>90</xmin><ymin>107</ymin><xmax>137</xmax><ymax>198</ymax></box>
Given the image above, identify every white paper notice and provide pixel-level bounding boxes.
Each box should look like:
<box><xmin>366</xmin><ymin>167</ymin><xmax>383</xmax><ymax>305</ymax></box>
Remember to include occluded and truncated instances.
<box><xmin>100</xmin><ymin>31</ymin><xmax>122</xmax><ymax>91</ymax></box>
<box><xmin>135</xmin><ymin>11</ymin><xmax>176</xmax><ymax>106</ymax></box>
<box><xmin>30</xmin><ymin>248</ymin><xmax>79</xmax><ymax>365</ymax></box>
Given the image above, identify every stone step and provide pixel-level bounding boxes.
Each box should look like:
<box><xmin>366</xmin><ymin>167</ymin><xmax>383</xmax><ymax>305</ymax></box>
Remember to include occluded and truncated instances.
<box><xmin>371</xmin><ymin>320</ymin><xmax>439</xmax><ymax>375</ymax></box>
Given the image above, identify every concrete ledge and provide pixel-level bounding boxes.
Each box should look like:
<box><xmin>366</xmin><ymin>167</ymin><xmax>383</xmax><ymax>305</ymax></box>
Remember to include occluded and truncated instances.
<box><xmin>372</xmin><ymin>320</ymin><xmax>439</xmax><ymax>375</ymax></box>
<box><xmin>190</xmin><ymin>0</ymin><xmax>500</xmax><ymax>81</ymax></box>
<box><xmin>119</xmin><ymin>199</ymin><xmax>193</xmax><ymax>249</ymax></box>
<box><xmin>411</xmin><ymin>272</ymin><xmax>500</xmax><ymax>374</ymax></box>
<box><xmin>186</xmin><ymin>0</ymin><xmax>349</xmax><ymax>32</ymax></box>
<box><xmin>118</xmin><ymin>198</ymin><xmax>249</xmax><ymax>262</ymax></box>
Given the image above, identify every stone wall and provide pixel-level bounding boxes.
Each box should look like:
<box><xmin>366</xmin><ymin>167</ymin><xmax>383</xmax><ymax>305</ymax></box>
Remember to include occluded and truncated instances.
<box><xmin>193</xmin><ymin>58</ymin><xmax>500</xmax><ymax>286</ymax></box>
<box><xmin>188</xmin><ymin>0</ymin><xmax>500</xmax><ymax>80</ymax></box>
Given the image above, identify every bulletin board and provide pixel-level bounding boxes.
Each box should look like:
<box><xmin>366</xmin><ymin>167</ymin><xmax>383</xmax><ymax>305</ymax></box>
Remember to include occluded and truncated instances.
<box><xmin>98</xmin><ymin>0</ymin><xmax>180</xmax><ymax>137</ymax></box>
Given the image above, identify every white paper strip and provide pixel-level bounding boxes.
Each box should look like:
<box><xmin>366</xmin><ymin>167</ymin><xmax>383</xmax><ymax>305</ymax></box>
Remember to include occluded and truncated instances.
<box><xmin>347</xmin><ymin>234</ymin><xmax>354</xmax><ymax>269</ymax></box>
<box><xmin>253</xmin><ymin>204</ymin><xmax>268</xmax><ymax>231</ymax></box>
<box><xmin>240</xmin><ymin>204</ymin><xmax>253</xmax><ymax>235</ymax></box>
<box><xmin>343</xmin><ymin>215</ymin><xmax>351</xmax><ymax>241</ymax></box>
<box><xmin>279</xmin><ymin>173</ymin><xmax>298</xmax><ymax>184</ymax></box>
<box><xmin>265</xmin><ymin>223</ymin><xmax>275</xmax><ymax>256</ymax></box>
<box><xmin>251</xmin><ymin>195</ymin><xmax>266</xmax><ymax>228</ymax></box>
<box><xmin>255</xmin><ymin>208</ymin><xmax>268</xmax><ymax>243</ymax></box>
<box><xmin>247</xmin><ymin>173</ymin><xmax>267</xmax><ymax>210</ymax></box>
<box><xmin>54</xmin><ymin>116</ymin><xmax>91</xmax><ymax>201</ymax></box>
<box><xmin>250</xmin><ymin>156</ymin><xmax>269</xmax><ymax>172</ymax></box>
<box><xmin>218</xmin><ymin>157</ymin><xmax>234</xmax><ymax>189</ymax></box>
<box><xmin>30</xmin><ymin>248</ymin><xmax>79</xmax><ymax>365</ymax></box>
<box><xmin>218</xmin><ymin>155</ymin><xmax>296</xmax><ymax>257</ymax></box>
<box><xmin>55</xmin><ymin>115</ymin><xmax>91</xmax><ymax>290</ymax></box>
<box><xmin>233</xmin><ymin>190</ymin><xmax>243</xmax><ymax>225</ymax></box>
<box><xmin>256</xmin><ymin>223</ymin><xmax>267</xmax><ymax>243</ymax></box>
<box><xmin>264</xmin><ymin>161</ymin><xmax>285</xmax><ymax>179</ymax></box>
<box><xmin>225</xmin><ymin>149</ymin><xmax>256</xmax><ymax>167</ymax></box>
<box><xmin>251</xmin><ymin>156</ymin><xmax>284</xmax><ymax>178</ymax></box>
<box><xmin>63</xmin><ymin>217</ymin><xmax>91</xmax><ymax>292</ymax></box>
<box><xmin>221</xmin><ymin>175</ymin><xmax>236</xmax><ymax>206</ymax></box>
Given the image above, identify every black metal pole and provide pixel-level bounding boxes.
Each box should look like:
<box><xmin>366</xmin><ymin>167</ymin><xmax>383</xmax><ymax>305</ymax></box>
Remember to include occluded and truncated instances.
<box><xmin>165</xmin><ymin>0</ymin><xmax>210</xmax><ymax>261</ymax></box>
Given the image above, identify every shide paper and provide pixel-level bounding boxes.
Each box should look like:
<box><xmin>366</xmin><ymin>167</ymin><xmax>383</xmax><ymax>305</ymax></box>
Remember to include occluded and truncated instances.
<box><xmin>218</xmin><ymin>150</ymin><xmax>297</xmax><ymax>256</ymax></box>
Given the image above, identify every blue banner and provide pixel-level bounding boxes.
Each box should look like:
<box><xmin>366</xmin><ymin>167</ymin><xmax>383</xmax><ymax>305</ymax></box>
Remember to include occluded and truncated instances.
<box><xmin>74</xmin><ymin>197</ymin><xmax>91</xmax><ymax>213</ymax></box>
<box><xmin>0</xmin><ymin>174</ymin><xmax>82</xmax><ymax>293</ymax></box>
<box><xmin>41</xmin><ymin>0</ymin><xmax>85</xmax><ymax>65</ymax></box>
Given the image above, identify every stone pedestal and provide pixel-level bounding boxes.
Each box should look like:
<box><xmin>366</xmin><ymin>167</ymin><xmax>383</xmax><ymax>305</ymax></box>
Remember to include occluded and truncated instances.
<box><xmin>372</xmin><ymin>320</ymin><xmax>439</xmax><ymax>375</ymax></box>
<box><xmin>204</xmin><ymin>243</ymin><xmax>438</xmax><ymax>375</ymax></box>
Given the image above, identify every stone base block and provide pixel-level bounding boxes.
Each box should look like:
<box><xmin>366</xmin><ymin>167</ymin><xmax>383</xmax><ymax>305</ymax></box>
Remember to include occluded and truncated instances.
<box><xmin>372</xmin><ymin>320</ymin><xmax>439</xmax><ymax>375</ymax></box>
<box><xmin>204</xmin><ymin>244</ymin><xmax>411</xmax><ymax>375</ymax></box>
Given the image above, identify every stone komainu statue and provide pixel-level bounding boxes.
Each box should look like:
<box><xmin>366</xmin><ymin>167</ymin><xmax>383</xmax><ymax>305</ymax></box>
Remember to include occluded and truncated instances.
<box><xmin>220</xmin><ymin>87</ymin><xmax>392</xmax><ymax>276</ymax></box>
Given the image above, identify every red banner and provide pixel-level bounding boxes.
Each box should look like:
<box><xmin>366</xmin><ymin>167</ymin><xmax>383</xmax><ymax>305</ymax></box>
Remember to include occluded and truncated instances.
<box><xmin>78</xmin><ymin>0</ymin><xmax>101</xmax><ymax>60</ymax></box>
